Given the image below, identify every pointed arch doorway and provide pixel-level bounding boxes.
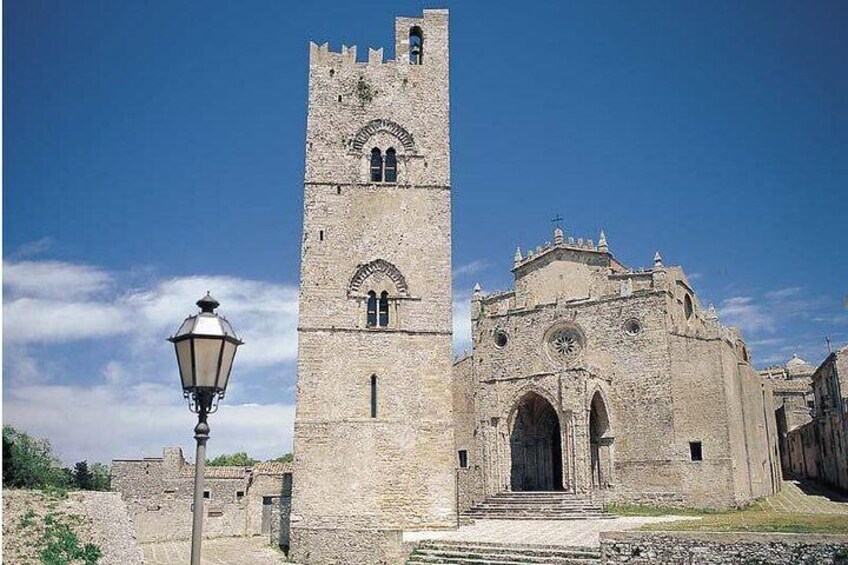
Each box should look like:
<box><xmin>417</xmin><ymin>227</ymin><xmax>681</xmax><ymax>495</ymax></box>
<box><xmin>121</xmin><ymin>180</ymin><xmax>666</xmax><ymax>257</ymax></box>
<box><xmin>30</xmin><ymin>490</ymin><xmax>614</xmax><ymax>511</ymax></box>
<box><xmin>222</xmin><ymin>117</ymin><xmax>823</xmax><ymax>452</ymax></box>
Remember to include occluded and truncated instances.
<box><xmin>589</xmin><ymin>391</ymin><xmax>613</xmax><ymax>489</ymax></box>
<box><xmin>510</xmin><ymin>392</ymin><xmax>564</xmax><ymax>491</ymax></box>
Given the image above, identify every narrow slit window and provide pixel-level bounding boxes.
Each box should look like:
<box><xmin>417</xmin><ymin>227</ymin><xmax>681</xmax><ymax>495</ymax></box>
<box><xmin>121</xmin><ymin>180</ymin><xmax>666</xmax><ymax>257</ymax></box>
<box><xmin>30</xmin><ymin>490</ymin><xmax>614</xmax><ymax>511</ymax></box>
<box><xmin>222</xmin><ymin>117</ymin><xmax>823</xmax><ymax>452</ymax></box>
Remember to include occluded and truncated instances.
<box><xmin>370</xmin><ymin>374</ymin><xmax>377</xmax><ymax>418</ymax></box>
<box><xmin>689</xmin><ymin>441</ymin><xmax>703</xmax><ymax>461</ymax></box>
<box><xmin>409</xmin><ymin>26</ymin><xmax>423</xmax><ymax>65</ymax></box>
<box><xmin>384</xmin><ymin>148</ymin><xmax>397</xmax><ymax>182</ymax></box>
<box><xmin>458</xmin><ymin>450</ymin><xmax>468</xmax><ymax>469</ymax></box>
<box><xmin>370</xmin><ymin>148</ymin><xmax>383</xmax><ymax>182</ymax></box>
<box><xmin>379</xmin><ymin>291</ymin><xmax>389</xmax><ymax>327</ymax></box>
<box><xmin>319</xmin><ymin>230</ymin><xmax>324</xmax><ymax>241</ymax></box>
<box><xmin>366</xmin><ymin>291</ymin><xmax>377</xmax><ymax>327</ymax></box>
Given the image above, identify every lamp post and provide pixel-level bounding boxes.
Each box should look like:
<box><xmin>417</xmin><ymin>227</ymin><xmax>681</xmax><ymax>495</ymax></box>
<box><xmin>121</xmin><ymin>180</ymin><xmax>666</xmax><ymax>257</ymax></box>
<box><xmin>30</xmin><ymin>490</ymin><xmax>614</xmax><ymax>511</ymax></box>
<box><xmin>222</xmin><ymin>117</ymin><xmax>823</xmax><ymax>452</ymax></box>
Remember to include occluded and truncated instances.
<box><xmin>169</xmin><ymin>293</ymin><xmax>243</xmax><ymax>565</ymax></box>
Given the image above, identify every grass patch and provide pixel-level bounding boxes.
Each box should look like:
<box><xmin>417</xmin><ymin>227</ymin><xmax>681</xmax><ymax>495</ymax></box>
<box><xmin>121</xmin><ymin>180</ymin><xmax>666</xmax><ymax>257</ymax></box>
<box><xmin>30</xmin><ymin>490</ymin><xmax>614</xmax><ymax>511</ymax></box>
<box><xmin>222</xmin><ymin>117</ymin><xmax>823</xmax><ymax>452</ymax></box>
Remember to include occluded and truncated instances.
<box><xmin>18</xmin><ymin>508</ymin><xmax>37</xmax><ymax>530</ymax></box>
<box><xmin>641</xmin><ymin>509</ymin><xmax>848</xmax><ymax>534</ymax></box>
<box><xmin>605</xmin><ymin>503</ymin><xmax>722</xmax><ymax>517</ymax></box>
<box><xmin>40</xmin><ymin>512</ymin><xmax>102</xmax><ymax>565</ymax></box>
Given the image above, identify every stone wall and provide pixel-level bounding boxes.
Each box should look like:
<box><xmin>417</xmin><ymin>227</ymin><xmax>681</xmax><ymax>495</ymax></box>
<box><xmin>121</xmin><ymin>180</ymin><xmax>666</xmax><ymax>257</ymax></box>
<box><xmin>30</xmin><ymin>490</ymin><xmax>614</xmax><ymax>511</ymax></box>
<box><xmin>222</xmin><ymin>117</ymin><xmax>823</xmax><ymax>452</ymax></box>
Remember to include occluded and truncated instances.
<box><xmin>599</xmin><ymin>531</ymin><xmax>848</xmax><ymax>564</ymax></box>
<box><xmin>112</xmin><ymin>449</ymin><xmax>291</xmax><ymax>545</ymax></box>
<box><xmin>289</xmin><ymin>527</ymin><xmax>410</xmax><ymax>565</ymax></box>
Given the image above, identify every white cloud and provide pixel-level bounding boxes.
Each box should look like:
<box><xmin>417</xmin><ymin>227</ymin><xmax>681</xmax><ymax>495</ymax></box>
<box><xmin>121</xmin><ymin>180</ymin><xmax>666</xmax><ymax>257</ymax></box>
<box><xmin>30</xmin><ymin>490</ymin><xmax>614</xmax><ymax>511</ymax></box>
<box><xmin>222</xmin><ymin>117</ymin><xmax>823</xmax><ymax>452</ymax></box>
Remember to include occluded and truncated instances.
<box><xmin>453</xmin><ymin>259</ymin><xmax>488</xmax><ymax>280</ymax></box>
<box><xmin>3</xmin><ymin>383</ymin><xmax>295</xmax><ymax>465</ymax></box>
<box><xmin>765</xmin><ymin>287</ymin><xmax>803</xmax><ymax>300</ymax></box>
<box><xmin>4</xmin><ymin>260</ymin><xmax>114</xmax><ymax>299</ymax></box>
<box><xmin>3</xmin><ymin>260</ymin><xmax>299</xmax><ymax>368</ymax></box>
<box><xmin>453</xmin><ymin>296</ymin><xmax>472</xmax><ymax>355</ymax></box>
<box><xmin>10</xmin><ymin>237</ymin><xmax>54</xmax><ymax>260</ymax></box>
<box><xmin>719</xmin><ymin>296</ymin><xmax>776</xmax><ymax>334</ymax></box>
<box><xmin>3</xmin><ymin>297</ymin><xmax>129</xmax><ymax>343</ymax></box>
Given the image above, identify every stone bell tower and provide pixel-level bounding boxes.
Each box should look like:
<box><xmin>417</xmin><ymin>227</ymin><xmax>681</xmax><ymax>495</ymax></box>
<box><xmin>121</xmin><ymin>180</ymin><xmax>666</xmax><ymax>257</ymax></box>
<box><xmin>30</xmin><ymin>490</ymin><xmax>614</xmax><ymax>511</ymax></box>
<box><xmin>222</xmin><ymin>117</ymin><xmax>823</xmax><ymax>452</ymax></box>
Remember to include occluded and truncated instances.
<box><xmin>290</xmin><ymin>10</ymin><xmax>455</xmax><ymax>564</ymax></box>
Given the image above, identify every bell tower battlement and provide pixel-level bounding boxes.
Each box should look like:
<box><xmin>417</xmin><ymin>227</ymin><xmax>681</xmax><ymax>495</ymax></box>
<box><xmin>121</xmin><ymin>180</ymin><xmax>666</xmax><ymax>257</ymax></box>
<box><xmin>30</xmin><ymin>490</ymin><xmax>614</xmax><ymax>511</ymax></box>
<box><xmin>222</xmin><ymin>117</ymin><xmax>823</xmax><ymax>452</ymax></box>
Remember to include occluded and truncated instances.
<box><xmin>305</xmin><ymin>9</ymin><xmax>449</xmax><ymax>187</ymax></box>
<box><xmin>291</xmin><ymin>10</ymin><xmax>456</xmax><ymax>564</ymax></box>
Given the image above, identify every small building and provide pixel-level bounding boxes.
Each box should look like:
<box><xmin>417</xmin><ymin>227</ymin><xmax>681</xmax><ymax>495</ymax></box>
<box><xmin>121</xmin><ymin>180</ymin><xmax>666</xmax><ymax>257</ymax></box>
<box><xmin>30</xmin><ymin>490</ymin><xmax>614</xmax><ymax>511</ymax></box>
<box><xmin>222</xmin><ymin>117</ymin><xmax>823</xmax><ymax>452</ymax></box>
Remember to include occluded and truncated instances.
<box><xmin>785</xmin><ymin>347</ymin><xmax>848</xmax><ymax>490</ymax></box>
<box><xmin>760</xmin><ymin>355</ymin><xmax>816</xmax><ymax>475</ymax></box>
<box><xmin>111</xmin><ymin>447</ymin><xmax>292</xmax><ymax>547</ymax></box>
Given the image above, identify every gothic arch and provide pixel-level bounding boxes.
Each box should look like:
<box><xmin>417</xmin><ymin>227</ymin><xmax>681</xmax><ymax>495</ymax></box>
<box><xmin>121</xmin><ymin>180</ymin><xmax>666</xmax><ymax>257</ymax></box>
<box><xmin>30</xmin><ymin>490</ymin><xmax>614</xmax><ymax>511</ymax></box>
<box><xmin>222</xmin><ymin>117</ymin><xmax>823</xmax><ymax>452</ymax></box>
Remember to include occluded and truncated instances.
<box><xmin>348</xmin><ymin>259</ymin><xmax>410</xmax><ymax>297</ymax></box>
<box><xmin>351</xmin><ymin>119</ymin><xmax>417</xmax><ymax>154</ymax></box>
<box><xmin>509</xmin><ymin>391</ymin><xmax>564</xmax><ymax>491</ymax></box>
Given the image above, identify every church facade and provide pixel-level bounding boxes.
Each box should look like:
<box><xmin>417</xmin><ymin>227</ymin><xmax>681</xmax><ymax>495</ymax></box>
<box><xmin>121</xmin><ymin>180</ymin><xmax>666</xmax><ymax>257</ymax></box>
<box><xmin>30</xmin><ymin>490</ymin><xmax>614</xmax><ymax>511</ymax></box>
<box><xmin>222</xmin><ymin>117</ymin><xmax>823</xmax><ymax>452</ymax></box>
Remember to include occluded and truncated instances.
<box><xmin>454</xmin><ymin>231</ymin><xmax>782</xmax><ymax>510</ymax></box>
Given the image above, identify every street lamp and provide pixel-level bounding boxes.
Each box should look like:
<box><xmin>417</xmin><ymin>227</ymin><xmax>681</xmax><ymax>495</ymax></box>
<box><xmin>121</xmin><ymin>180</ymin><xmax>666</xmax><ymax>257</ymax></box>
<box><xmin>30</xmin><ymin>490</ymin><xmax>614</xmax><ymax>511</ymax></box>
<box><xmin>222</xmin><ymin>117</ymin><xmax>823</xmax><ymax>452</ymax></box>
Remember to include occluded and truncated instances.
<box><xmin>169</xmin><ymin>292</ymin><xmax>243</xmax><ymax>565</ymax></box>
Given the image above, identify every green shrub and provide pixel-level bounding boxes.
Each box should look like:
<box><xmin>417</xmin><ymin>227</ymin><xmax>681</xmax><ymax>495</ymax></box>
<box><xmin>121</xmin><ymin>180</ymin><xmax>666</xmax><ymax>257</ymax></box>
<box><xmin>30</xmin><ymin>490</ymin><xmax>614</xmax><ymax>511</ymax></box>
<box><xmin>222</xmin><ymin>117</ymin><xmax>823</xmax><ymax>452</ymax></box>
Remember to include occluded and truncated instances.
<box><xmin>40</xmin><ymin>513</ymin><xmax>101</xmax><ymax>565</ymax></box>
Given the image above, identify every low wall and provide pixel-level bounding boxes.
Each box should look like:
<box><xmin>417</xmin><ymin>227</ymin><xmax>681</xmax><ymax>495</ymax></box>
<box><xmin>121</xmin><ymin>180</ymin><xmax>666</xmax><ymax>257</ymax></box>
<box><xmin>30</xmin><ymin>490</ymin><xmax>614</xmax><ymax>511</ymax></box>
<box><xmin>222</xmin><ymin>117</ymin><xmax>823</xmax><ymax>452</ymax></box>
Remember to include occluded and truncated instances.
<box><xmin>3</xmin><ymin>490</ymin><xmax>144</xmax><ymax>565</ymax></box>
<box><xmin>600</xmin><ymin>531</ymin><xmax>848</xmax><ymax>564</ymax></box>
<box><xmin>129</xmin><ymin>499</ymin><xmax>248</xmax><ymax>543</ymax></box>
<box><xmin>289</xmin><ymin>526</ymin><xmax>410</xmax><ymax>565</ymax></box>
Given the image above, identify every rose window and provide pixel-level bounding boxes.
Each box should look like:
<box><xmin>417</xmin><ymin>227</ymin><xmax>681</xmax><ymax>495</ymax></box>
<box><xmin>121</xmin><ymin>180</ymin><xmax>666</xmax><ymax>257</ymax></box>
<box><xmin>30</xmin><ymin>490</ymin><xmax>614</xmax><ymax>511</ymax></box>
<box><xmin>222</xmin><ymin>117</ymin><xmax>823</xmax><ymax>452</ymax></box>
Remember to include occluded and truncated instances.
<box><xmin>548</xmin><ymin>329</ymin><xmax>583</xmax><ymax>361</ymax></box>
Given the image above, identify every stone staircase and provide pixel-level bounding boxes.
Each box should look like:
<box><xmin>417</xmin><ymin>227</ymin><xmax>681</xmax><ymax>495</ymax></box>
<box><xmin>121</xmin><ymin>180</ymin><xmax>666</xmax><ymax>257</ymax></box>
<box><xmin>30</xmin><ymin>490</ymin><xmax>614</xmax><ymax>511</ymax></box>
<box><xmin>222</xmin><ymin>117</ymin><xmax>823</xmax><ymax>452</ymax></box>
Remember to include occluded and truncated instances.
<box><xmin>407</xmin><ymin>540</ymin><xmax>601</xmax><ymax>564</ymax></box>
<box><xmin>461</xmin><ymin>492</ymin><xmax>610</xmax><ymax>521</ymax></box>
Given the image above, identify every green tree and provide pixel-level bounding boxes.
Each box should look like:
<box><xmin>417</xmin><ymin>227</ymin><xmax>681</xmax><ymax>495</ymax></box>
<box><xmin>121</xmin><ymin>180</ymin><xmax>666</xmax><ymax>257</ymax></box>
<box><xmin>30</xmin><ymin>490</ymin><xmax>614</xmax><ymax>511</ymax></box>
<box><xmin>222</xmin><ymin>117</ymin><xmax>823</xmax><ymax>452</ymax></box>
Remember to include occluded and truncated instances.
<box><xmin>91</xmin><ymin>463</ymin><xmax>111</xmax><ymax>491</ymax></box>
<box><xmin>270</xmin><ymin>453</ymin><xmax>294</xmax><ymax>464</ymax></box>
<box><xmin>73</xmin><ymin>461</ymin><xmax>93</xmax><ymax>490</ymax></box>
<box><xmin>2</xmin><ymin>426</ymin><xmax>68</xmax><ymax>489</ymax></box>
<box><xmin>206</xmin><ymin>452</ymin><xmax>257</xmax><ymax>467</ymax></box>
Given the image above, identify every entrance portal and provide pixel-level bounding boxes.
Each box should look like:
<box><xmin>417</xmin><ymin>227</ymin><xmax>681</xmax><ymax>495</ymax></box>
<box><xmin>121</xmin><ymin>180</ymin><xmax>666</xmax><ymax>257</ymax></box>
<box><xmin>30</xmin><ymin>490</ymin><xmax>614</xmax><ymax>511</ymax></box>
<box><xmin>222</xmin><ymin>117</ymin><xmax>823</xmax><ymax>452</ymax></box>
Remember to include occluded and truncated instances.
<box><xmin>510</xmin><ymin>392</ymin><xmax>563</xmax><ymax>491</ymax></box>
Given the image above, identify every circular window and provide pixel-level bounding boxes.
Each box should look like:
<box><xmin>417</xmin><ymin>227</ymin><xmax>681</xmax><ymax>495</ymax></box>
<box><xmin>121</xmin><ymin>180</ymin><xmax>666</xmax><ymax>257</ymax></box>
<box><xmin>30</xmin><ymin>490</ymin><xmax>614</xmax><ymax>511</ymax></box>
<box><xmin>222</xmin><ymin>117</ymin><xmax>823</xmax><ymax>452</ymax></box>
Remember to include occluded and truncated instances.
<box><xmin>546</xmin><ymin>327</ymin><xmax>584</xmax><ymax>364</ymax></box>
<box><xmin>624</xmin><ymin>318</ymin><xmax>642</xmax><ymax>336</ymax></box>
<box><xmin>494</xmin><ymin>330</ymin><xmax>508</xmax><ymax>348</ymax></box>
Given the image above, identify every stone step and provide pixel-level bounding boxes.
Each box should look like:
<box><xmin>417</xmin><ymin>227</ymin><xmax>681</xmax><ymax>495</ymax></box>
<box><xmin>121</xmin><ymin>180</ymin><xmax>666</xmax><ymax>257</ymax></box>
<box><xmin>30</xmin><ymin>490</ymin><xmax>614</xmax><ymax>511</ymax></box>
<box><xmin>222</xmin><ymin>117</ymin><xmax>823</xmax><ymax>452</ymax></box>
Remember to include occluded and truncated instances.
<box><xmin>460</xmin><ymin>492</ymin><xmax>610</xmax><ymax>521</ymax></box>
<box><xmin>408</xmin><ymin>540</ymin><xmax>600</xmax><ymax>565</ymax></box>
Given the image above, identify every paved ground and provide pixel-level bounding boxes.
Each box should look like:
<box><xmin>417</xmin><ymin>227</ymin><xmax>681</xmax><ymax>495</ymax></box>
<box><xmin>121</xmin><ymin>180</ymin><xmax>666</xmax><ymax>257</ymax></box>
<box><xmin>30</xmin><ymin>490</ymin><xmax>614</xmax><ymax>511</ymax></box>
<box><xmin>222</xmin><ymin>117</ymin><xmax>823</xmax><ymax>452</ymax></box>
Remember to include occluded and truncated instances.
<box><xmin>404</xmin><ymin>515</ymin><xmax>695</xmax><ymax>548</ymax></box>
<box><xmin>141</xmin><ymin>536</ymin><xmax>287</xmax><ymax>565</ymax></box>
<box><xmin>757</xmin><ymin>480</ymin><xmax>848</xmax><ymax>514</ymax></box>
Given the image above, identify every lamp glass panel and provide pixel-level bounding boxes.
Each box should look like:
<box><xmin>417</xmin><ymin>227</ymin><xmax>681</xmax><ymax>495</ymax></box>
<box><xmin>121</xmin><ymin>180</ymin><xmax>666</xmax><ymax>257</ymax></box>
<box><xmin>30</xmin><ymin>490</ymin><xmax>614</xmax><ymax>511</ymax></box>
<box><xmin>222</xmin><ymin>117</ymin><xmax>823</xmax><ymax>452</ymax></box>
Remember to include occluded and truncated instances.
<box><xmin>217</xmin><ymin>341</ymin><xmax>237</xmax><ymax>391</ymax></box>
<box><xmin>194</xmin><ymin>316</ymin><xmax>224</xmax><ymax>336</ymax></box>
<box><xmin>193</xmin><ymin>337</ymin><xmax>223</xmax><ymax>388</ymax></box>
<box><xmin>175</xmin><ymin>339</ymin><xmax>194</xmax><ymax>389</ymax></box>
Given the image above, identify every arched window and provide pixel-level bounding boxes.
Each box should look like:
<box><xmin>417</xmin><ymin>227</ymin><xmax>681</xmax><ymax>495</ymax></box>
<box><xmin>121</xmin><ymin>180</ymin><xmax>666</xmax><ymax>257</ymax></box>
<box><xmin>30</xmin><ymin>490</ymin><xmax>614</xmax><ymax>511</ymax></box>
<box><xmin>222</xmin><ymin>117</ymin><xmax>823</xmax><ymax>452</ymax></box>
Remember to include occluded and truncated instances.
<box><xmin>384</xmin><ymin>148</ymin><xmax>397</xmax><ymax>182</ymax></box>
<box><xmin>370</xmin><ymin>374</ymin><xmax>378</xmax><ymax>418</ymax></box>
<box><xmin>684</xmin><ymin>294</ymin><xmax>694</xmax><ymax>320</ymax></box>
<box><xmin>366</xmin><ymin>291</ymin><xmax>377</xmax><ymax>327</ymax></box>
<box><xmin>409</xmin><ymin>26</ymin><xmax>423</xmax><ymax>65</ymax></box>
<box><xmin>379</xmin><ymin>291</ymin><xmax>389</xmax><ymax>327</ymax></box>
<box><xmin>370</xmin><ymin>148</ymin><xmax>383</xmax><ymax>182</ymax></box>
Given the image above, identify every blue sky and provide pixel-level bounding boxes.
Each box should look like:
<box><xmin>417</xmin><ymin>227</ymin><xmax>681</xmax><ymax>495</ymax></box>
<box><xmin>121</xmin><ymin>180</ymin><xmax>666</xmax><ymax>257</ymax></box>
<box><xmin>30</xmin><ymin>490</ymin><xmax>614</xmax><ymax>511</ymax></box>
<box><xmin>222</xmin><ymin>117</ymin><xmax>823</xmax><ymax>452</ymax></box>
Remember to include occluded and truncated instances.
<box><xmin>4</xmin><ymin>1</ymin><xmax>847</xmax><ymax>465</ymax></box>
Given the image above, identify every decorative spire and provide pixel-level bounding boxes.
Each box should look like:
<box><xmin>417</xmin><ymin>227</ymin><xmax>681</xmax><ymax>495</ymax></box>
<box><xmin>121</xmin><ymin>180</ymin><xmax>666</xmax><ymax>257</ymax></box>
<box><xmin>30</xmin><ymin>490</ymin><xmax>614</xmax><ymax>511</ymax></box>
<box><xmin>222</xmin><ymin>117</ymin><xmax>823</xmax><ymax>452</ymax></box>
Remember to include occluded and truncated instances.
<box><xmin>553</xmin><ymin>227</ymin><xmax>564</xmax><ymax>245</ymax></box>
<box><xmin>473</xmin><ymin>282</ymin><xmax>482</xmax><ymax>297</ymax></box>
<box><xmin>514</xmin><ymin>247</ymin><xmax>523</xmax><ymax>263</ymax></box>
<box><xmin>654</xmin><ymin>251</ymin><xmax>663</xmax><ymax>268</ymax></box>
<box><xmin>705</xmin><ymin>303</ymin><xmax>718</xmax><ymax>321</ymax></box>
<box><xmin>598</xmin><ymin>230</ymin><xmax>609</xmax><ymax>253</ymax></box>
